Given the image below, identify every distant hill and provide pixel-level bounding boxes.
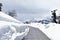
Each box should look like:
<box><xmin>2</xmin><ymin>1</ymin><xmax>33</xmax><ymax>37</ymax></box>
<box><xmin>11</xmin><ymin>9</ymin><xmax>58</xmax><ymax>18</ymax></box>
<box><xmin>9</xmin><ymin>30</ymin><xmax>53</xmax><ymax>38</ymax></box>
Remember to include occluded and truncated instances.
<box><xmin>23</xmin><ymin>16</ymin><xmax>52</xmax><ymax>24</ymax></box>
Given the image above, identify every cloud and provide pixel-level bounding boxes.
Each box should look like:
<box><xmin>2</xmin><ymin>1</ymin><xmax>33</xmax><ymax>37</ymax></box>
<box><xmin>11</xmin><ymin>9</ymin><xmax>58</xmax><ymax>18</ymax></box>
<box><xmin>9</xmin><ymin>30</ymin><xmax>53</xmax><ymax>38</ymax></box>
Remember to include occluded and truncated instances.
<box><xmin>1</xmin><ymin>0</ymin><xmax>60</xmax><ymax>9</ymax></box>
<box><xmin>1</xmin><ymin>0</ymin><xmax>60</xmax><ymax>14</ymax></box>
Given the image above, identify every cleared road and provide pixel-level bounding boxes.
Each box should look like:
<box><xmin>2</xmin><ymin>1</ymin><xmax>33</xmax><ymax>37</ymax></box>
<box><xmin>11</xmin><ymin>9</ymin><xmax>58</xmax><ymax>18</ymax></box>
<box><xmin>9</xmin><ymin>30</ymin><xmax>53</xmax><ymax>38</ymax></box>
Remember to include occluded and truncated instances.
<box><xmin>22</xmin><ymin>26</ymin><xmax>50</xmax><ymax>40</ymax></box>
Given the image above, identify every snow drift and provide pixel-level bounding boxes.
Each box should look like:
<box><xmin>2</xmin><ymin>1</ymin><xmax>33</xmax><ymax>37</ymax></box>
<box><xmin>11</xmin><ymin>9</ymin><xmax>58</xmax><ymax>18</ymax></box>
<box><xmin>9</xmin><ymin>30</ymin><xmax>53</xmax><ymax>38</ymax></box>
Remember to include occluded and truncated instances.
<box><xmin>0</xmin><ymin>24</ymin><xmax>29</xmax><ymax>40</ymax></box>
<box><xmin>0</xmin><ymin>12</ymin><xmax>22</xmax><ymax>23</ymax></box>
<box><xmin>0</xmin><ymin>11</ymin><xmax>60</xmax><ymax>40</ymax></box>
<box><xmin>0</xmin><ymin>12</ymin><xmax>29</xmax><ymax>40</ymax></box>
<box><xmin>27</xmin><ymin>23</ymin><xmax>60</xmax><ymax>40</ymax></box>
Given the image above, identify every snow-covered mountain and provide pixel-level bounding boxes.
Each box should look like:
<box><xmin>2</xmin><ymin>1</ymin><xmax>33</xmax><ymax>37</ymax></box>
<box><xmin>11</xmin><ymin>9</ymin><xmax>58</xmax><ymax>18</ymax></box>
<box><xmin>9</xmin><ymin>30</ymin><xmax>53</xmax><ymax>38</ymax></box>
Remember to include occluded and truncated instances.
<box><xmin>23</xmin><ymin>16</ymin><xmax>52</xmax><ymax>24</ymax></box>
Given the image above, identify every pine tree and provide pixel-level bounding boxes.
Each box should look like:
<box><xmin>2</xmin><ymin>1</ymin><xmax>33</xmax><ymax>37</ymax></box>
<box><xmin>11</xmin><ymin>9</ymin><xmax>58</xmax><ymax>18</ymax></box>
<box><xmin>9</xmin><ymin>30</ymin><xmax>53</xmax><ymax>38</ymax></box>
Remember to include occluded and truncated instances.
<box><xmin>0</xmin><ymin>3</ymin><xmax>2</xmax><ymax>11</ymax></box>
<box><xmin>51</xmin><ymin>9</ymin><xmax>57</xmax><ymax>23</ymax></box>
<box><xmin>8</xmin><ymin>10</ymin><xmax>17</xmax><ymax>18</ymax></box>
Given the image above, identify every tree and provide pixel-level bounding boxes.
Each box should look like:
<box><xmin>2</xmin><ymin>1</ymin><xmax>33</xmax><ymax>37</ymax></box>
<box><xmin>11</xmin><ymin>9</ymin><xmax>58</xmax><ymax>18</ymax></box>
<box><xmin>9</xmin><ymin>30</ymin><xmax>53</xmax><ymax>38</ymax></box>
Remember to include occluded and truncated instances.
<box><xmin>8</xmin><ymin>10</ymin><xmax>17</xmax><ymax>18</ymax></box>
<box><xmin>51</xmin><ymin>9</ymin><xmax>57</xmax><ymax>23</ymax></box>
<box><xmin>0</xmin><ymin>3</ymin><xmax>2</xmax><ymax>11</ymax></box>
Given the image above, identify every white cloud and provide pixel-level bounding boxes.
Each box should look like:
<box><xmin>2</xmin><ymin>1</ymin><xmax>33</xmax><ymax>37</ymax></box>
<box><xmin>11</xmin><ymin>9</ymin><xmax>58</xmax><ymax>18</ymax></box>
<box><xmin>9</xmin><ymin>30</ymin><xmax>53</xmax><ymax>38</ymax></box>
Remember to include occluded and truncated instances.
<box><xmin>1</xmin><ymin>0</ymin><xmax>60</xmax><ymax>19</ymax></box>
<box><xmin>1</xmin><ymin>0</ymin><xmax>60</xmax><ymax>13</ymax></box>
<box><xmin>1</xmin><ymin>0</ymin><xmax>60</xmax><ymax>9</ymax></box>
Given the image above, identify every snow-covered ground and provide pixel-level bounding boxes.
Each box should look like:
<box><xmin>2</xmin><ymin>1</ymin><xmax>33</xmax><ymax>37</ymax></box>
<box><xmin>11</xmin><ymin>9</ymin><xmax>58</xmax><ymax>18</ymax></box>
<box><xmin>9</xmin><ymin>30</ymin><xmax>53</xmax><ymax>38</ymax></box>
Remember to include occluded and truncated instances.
<box><xmin>0</xmin><ymin>21</ymin><xmax>29</xmax><ymax>40</ymax></box>
<box><xmin>9</xmin><ymin>22</ymin><xmax>60</xmax><ymax>40</ymax></box>
<box><xmin>0</xmin><ymin>12</ymin><xmax>29</xmax><ymax>40</ymax></box>
<box><xmin>0</xmin><ymin>12</ymin><xmax>60</xmax><ymax>40</ymax></box>
<box><xmin>25</xmin><ymin>23</ymin><xmax>60</xmax><ymax>40</ymax></box>
<box><xmin>42</xmin><ymin>23</ymin><xmax>60</xmax><ymax>40</ymax></box>
<box><xmin>0</xmin><ymin>12</ymin><xmax>22</xmax><ymax>23</ymax></box>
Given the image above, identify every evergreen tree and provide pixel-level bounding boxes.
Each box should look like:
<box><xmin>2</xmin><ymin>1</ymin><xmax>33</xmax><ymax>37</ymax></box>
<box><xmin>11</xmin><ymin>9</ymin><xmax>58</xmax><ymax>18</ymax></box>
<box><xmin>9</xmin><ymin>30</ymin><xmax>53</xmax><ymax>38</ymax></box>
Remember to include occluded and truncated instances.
<box><xmin>8</xmin><ymin>10</ymin><xmax>17</xmax><ymax>18</ymax></box>
<box><xmin>0</xmin><ymin>3</ymin><xmax>2</xmax><ymax>11</ymax></box>
<box><xmin>51</xmin><ymin>9</ymin><xmax>57</xmax><ymax>23</ymax></box>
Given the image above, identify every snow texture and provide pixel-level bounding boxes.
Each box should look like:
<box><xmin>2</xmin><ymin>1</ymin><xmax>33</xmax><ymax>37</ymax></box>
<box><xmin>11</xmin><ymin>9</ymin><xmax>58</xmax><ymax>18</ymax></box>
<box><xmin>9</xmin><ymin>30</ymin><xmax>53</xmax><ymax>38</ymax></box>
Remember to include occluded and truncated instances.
<box><xmin>0</xmin><ymin>12</ymin><xmax>29</xmax><ymax>40</ymax></box>
<box><xmin>0</xmin><ymin>12</ymin><xmax>22</xmax><ymax>23</ymax></box>
<box><xmin>0</xmin><ymin>23</ymin><xmax>29</xmax><ymax>40</ymax></box>
<box><xmin>0</xmin><ymin>12</ymin><xmax>60</xmax><ymax>40</ymax></box>
<box><xmin>26</xmin><ymin>23</ymin><xmax>60</xmax><ymax>40</ymax></box>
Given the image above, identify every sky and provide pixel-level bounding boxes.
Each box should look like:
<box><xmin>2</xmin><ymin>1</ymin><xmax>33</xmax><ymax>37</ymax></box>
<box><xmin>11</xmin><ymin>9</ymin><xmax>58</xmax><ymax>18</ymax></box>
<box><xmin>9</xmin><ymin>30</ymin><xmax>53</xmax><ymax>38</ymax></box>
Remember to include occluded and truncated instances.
<box><xmin>1</xmin><ymin>0</ymin><xmax>60</xmax><ymax>21</ymax></box>
<box><xmin>1</xmin><ymin>0</ymin><xmax>60</xmax><ymax>10</ymax></box>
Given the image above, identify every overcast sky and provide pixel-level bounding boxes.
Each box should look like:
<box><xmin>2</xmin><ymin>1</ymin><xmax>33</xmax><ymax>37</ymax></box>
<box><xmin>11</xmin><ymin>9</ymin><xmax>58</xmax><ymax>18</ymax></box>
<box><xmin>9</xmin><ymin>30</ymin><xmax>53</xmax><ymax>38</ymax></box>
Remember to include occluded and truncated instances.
<box><xmin>1</xmin><ymin>0</ymin><xmax>60</xmax><ymax>18</ymax></box>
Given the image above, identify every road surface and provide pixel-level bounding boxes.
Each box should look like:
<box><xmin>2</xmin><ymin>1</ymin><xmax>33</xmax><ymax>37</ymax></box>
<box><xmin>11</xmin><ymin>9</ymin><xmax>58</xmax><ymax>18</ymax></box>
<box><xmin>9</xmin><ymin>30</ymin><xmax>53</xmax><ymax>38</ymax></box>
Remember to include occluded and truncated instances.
<box><xmin>22</xmin><ymin>26</ymin><xmax>50</xmax><ymax>40</ymax></box>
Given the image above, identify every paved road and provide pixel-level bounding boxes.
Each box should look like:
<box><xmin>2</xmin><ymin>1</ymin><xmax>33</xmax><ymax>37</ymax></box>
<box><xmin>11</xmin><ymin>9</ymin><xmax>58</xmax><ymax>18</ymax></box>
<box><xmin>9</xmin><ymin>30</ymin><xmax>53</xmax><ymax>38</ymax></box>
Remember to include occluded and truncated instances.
<box><xmin>22</xmin><ymin>26</ymin><xmax>50</xmax><ymax>40</ymax></box>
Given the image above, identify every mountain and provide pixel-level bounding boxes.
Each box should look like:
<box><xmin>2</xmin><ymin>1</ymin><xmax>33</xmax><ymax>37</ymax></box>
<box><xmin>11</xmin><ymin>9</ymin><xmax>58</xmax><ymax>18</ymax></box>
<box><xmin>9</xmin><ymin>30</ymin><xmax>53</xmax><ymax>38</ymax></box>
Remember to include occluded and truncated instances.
<box><xmin>23</xmin><ymin>16</ymin><xmax>52</xmax><ymax>24</ymax></box>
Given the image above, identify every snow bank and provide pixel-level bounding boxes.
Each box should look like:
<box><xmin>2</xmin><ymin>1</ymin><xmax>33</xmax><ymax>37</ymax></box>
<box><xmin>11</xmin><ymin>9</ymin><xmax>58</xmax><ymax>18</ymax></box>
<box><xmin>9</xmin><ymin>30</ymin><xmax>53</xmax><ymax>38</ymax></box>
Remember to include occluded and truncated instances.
<box><xmin>0</xmin><ymin>12</ymin><xmax>22</xmax><ymax>23</ymax></box>
<box><xmin>0</xmin><ymin>18</ymin><xmax>59</xmax><ymax>40</ymax></box>
<box><xmin>25</xmin><ymin>23</ymin><xmax>60</xmax><ymax>40</ymax></box>
<box><xmin>0</xmin><ymin>22</ymin><xmax>29</xmax><ymax>40</ymax></box>
<box><xmin>0</xmin><ymin>11</ymin><xmax>60</xmax><ymax>40</ymax></box>
<box><xmin>42</xmin><ymin>23</ymin><xmax>60</xmax><ymax>40</ymax></box>
<box><xmin>0</xmin><ymin>12</ymin><xmax>29</xmax><ymax>40</ymax></box>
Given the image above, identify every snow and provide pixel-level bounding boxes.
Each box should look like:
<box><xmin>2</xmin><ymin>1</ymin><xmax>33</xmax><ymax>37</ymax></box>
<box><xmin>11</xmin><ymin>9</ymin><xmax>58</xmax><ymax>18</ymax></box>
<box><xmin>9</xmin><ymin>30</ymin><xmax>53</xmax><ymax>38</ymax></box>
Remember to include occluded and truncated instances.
<box><xmin>43</xmin><ymin>23</ymin><xmax>60</xmax><ymax>40</ymax></box>
<box><xmin>4</xmin><ymin>22</ymin><xmax>59</xmax><ymax>40</ymax></box>
<box><xmin>0</xmin><ymin>22</ymin><xmax>29</xmax><ymax>40</ymax></box>
<box><xmin>0</xmin><ymin>12</ymin><xmax>22</xmax><ymax>23</ymax></box>
<box><xmin>0</xmin><ymin>12</ymin><xmax>29</xmax><ymax>40</ymax></box>
<box><xmin>0</xmin><ymin>12</ymin><xmax>60</xmax><ymax>40</ymax></box>
<box><xmin>24</xmin><ymin>23</ymin><xmax>60</xmax><ymax>40</ymax></box>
